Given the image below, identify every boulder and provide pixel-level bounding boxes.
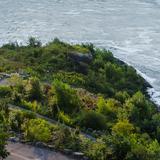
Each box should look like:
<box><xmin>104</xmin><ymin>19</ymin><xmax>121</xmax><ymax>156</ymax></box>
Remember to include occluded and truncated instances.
<box><xmin>69</xmin><ymin>52</ymin><xmax>92</xmax><ymax>64</ymax></box>
<box><xmin>73</xmin><ymin>152</ymin><xmax>84</xmax><ymax>159</ymax></box>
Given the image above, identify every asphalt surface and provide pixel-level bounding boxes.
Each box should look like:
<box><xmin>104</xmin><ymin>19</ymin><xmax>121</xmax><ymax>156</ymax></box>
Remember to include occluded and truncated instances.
<box><xmin>0</xmin><ymin>79</ymin><xmax>8</xmax><ymax>86</ymax></box>
<box><xmin>6</xmin><ymin>142</ymin><xmax>74</xmax><ymax>160</ymax></box>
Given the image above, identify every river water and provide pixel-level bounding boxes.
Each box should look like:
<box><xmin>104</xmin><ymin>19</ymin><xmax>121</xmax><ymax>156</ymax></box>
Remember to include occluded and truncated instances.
<box><xmin>0</xmin><ymin>0</ymin><xmax>160</xmax><ymax>105</ymax></box>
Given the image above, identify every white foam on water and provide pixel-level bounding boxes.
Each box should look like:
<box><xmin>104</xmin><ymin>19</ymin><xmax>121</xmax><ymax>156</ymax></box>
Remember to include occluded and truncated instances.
<box><xmin>136</xmin><ymin>70</ymin><xmax>156</xmax><ymax>84</ymax></box>
<box><xmin>148</xmin><ymin>88</ymin><xmax>160</xmax><ymax>107</ymax></box>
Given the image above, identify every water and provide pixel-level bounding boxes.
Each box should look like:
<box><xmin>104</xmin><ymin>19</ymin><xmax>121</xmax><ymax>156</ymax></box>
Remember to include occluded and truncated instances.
<box><xmin>0</xmin><ymin>0</ymin><xmax>160</xmax><ymax>105</ymax></box>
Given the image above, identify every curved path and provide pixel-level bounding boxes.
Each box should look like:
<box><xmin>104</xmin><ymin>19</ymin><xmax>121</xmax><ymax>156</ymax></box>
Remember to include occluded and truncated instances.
<box><xmin>6</xmin><ymin>142</ymin><xmax>74</xmax><ymax>160</ymax></box>
<box><xmin>8</xmin><ymin>104</ymin><xmax>95</xmax><ymax>141</ymax></box>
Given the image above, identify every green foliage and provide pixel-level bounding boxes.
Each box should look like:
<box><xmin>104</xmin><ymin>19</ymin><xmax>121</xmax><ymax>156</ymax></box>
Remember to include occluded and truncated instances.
<box><xmin>53</xmin><ymin>80</ymin><xmax>82</xmax><ymax>114</ymax></box>
<box><xmin>1</xmin><ymin>39</ymin><xmax>160</xmax><ymax>160</ymax></box>
<box><xmin>58</xmin><ymin>111</ymin><xmax>73</xmax><ymax>126</ymax></box>
<box><xmin>51</xmin><ymin>127</ymin><xmax>80</xmax><ymax>150</ymax></box>
<box><xmin>26</xmin><ymin>77</ymin><xmax>43</xmax><ymax>101</ymax></box>
<box><xmin>0</xmin><ymin>128</ymin><xmax>9</xmax><ymax>159</ymax></box>
<box><xmin>9</xmin><ymin>110</ymin><xmax>36</xmax><ymax>132</ymax></box>
<box><xmin>0</xmin><ymin>112</ymin><xmax>9</xmax><ymax>159</ymax></box>
<box><xmin>112</xmin><ymin>119</ymin><xmax>134</xmax><ymax>136</ymax></box>
<box><xmin>0</xmin><ymin>86</ymin><xmax>12</xmax><ymax>98</ymax></box>
<box><xmin>115</xmin><ymin>91</ymin><xmax>130</xmax><ymax>104</ymax></box>
<box><xmin>53</xmin><ymin>71</ymin><xmax>86</xmax><ymax>87</ymax></box>
<box><xmin>78</xmin><ymin>111</ymin><xmax>107</xmax><ymax>130</ymax></box>
<box><xmin>86</xmin><ymin>139</ymin><xmax>108</xmax><ymax>160</ymax></box>
<box><xmin>20</xmin><ymin>100</ymin><xmax>42</xmax><ymax>113</ymax></box>
<box><xmin>28</xmin><ymin>37</ymin><xmax>42</xmax><ymax>48</ymax></box>
<box><xmin>2</xmin><ymin>41</ymin><xmax>19</xmax><ymax>50</ymax></box>
<box><xmin>125</xmin><ymin>92</ymin><xmax>156</xmax><ymax>126</ymax></box>
<box><xmin>97</xmin><ymin>97</ymin><xmax>120</xmax><ymax>123</ymax></box>
<box><xmin>23</xmin><ymin>118</ymin><xmax>52</xmax><ymax>142</ymax></box>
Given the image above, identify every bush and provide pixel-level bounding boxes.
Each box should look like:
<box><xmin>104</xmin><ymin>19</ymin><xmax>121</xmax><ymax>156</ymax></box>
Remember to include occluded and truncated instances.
<box><xmin>26</xmin><ymin>77</ymin><xmax>43</xmax><ymax>101</ymax></box>
<box><xmin>9</xmin><ymin>110</ymin><xmax>36</xmax><ymax>132</ymax></box>
<box><xmin>23</xmin><ymin>118</ymin><xmax>52</xmax><ymax>142</ymax></box>
<box><xmin>53</xmin><ymin>80</ymin><xmax>82</xmax><ymax>114</ymax></box>
<box><xmin>58</xmin><ymin>111</ymin><xmax>73</xmax><ymax>126</ymax></box>
<box><xmin>115</xmin><ymin>91</ymin><xmax>130</xmax><ymax>104</ymax></box>
<box><xmin>96</xmin><ymin>97</ymin><xmax>120</xmax><ymax>122</ymax></box>
<box><xmin>28</xmin><ymin>37</ymin><xmax>42</xmax><ymax>48</ymax></box>
<box><xmin>78</xmin><ymin>111</ymin><xmax>107</xmax><ymax>130</ymax></box>
<box><xmin>0</xmin><ymin>86</ymin><xmax>11</xmax><ymax>98</ymax></box>
<box><xmin>86</xmin><ymin>139</ymin><xmax>108</xmax><ymax>160</ymax></box>
<box><xmin>20</xmin><ymin>100</ymin><xmax>42</xmax><ymax>113</ymax></box>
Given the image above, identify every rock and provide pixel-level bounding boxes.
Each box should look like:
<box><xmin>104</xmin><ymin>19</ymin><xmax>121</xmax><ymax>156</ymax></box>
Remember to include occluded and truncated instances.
<box><xmin>63</xmin><ymin>149</ymin><xmax>72</xmax><ymax>155</ymax></box>
<box><xmin>35</xmin><ymin>142</ymin><xmax>47</xmax><ymax>148</ymax></box>
<box><xmin>73</xmin><ymin>152</ymin><xmax>84</xmax><ymax>159</ymax></box>
<box><xmin>69</xmin><ymin>52</ymin><xmax>92</xmax><ymax>64</ymax></box>
<box><xmin>48</xmin><ymin>145</ymin><xmax>55</xmax><ymax>149</ymax></box>
<box><xmin>8</xmin><ymin>137</ymin><xmax>19</xmax><ymax>143</ymax></box>
<box><xmin>83</xmin><ymin>156</ymin><xmax>89</xmax><ymax>160</ymax></box>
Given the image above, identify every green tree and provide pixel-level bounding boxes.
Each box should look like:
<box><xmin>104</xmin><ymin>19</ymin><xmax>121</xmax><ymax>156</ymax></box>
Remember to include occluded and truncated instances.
<box><xmin>53</xmin><ymin>80</ymin><xmax>82</xmax><ymax>114</ymax></box>
<box><xmin>28</xmin><ymin>37</ymin><xmax>42</xmax><ymax>47</ymax></box>
<box><xmin>115</xmin><ymin>91</ymin><xmax>130</xmax><ymax>104</ymax></box>
<box><xmin>97</xmin><ymin>97</ymin><xmax>120</xmax><ymax>122</ymax></box>
<box><xmin>125</xmin><ymin>92</ymin><xmax>156</xmax><ymax>127</ymax></box>
<box><xmin>112</xmin><ymin>119</ymin><xmax>134</xmax><ymax>136</ymax></box>
<box><xmin>26</xmin><ymin>77</ymin><xmax>43</xmax><ymax>101</ymax></box>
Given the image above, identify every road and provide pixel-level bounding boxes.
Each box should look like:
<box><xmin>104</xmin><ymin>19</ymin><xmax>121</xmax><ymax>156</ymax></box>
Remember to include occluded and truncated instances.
<box><xmin>6</xmin><ymin>142</ymin><xmax>74</xmax><ymax>160</ymax></box>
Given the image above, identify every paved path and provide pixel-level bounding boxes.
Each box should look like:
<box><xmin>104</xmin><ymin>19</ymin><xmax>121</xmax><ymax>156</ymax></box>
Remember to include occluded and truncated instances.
<box><xmin>0</xmin><ymin>79</ymin><xmax>9</xmax><ymax>86</ymax></box>
<box><xmin>8</xmin><ymin>104</ymin><xmax>96</xmax><ymax>141</ymax></box>
<box><xmin>6</xmin><ymin>142</ymin><xmax>74</xmax><ymax>160</ymax></box>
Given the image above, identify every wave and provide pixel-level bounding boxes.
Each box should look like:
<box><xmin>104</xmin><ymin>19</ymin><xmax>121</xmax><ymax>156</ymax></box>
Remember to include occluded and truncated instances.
<box><xmin>109</xmin><ymin>46</ymin><xmax>160</xmax><ymax>107</ymax></box>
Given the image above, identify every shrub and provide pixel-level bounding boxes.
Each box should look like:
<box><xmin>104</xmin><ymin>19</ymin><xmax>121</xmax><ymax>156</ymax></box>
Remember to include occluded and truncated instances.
<box><xmin>23</xmin><ymin>118</ymin><xmax>52</xmax><ymax>142</ymax></box>
<box><xmin>28</xmin><ymin>37</ymin><xmax>42</xmax><ymax>48</ymax></box>
<box><xmin>0</xmin><ymin>86</ymin><xmax>11</xmax><ymax>98</ymax></box>
<box><xmin>115</xmin><ymin>91</ymin><xmax>130</xmax><ymax>104</ymax></box>
<box><xmin>78</xmin><ymin>111</ymin><xmax>107</xmax><ymax>130</ymax></box>
<box><xmin>58</xmin><ymin>111</ymin><xmax>73</xmax><ymax>126</ymax></box>
<box><xmin>97</xmin><ymin>97</ymin><xmax>120</xmax><ymax>122</ymax></box>
<box><xmin>9</xmin><ymin>110</ymin><xmax>36</xmax><ymax>132</ymax></box>
<box><xmin>26</xmin><ymin>77</ymin><xmax>43</xmax><ymax>101</ymax></box>
<box><xmin>53</xmin><ymin>80</ymin><xmax>82</xmax><ymax>114</ymax></box>
<box><xmin>112</xmin><ymin>119</ymin><xmax>134</xmax><ymax>136</ymax></box>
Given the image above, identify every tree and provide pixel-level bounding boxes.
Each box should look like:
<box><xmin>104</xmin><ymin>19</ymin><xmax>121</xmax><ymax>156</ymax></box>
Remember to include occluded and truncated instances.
<box><xmin>9</xmin><ymin>110</ymin><xmax>36</xmax><ymax>132</ymax></box>
<box><xmin>86</xmin><ymin>139</ymin><xmax>107</xmax><ymax>160</ymax></box>
<box><xmin>115</xmin><ymin>91</ymin><xmax>130</xmax><ymax>104</ymax></box>
<box><xmin>28</xmin><ymin>37</ymin><xmax>42</xmax><ymax>47</ymax></box>
<box><xmin>26</xmin><ymin>77</ymin><xmax>43</xmax><ymax>101</ymax></box>
<box><xmin>97</xmin><ymin>97</ymin><xmax>120</xmax><ymax>122</ymax></box>
<box><xmin>112</xmin><ymin>119</ymin><xmax>134</xmax><ymax>136</ymax></box>
<box><xmin>53</xmin><ymin>80</ymin><xmax>82</xmax><ymax>114</ymax></box>
<box><xmin>125</xmin><ymin>92</ymin><xmax>156</xmax><ymax>127</ymax></box>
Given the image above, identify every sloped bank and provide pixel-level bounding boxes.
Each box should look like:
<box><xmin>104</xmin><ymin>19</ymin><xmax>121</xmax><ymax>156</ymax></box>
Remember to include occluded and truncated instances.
<box><xmin>1</xmin><ymin>38</ymin><xmax>160</xmax><ymax>160</ymax></box>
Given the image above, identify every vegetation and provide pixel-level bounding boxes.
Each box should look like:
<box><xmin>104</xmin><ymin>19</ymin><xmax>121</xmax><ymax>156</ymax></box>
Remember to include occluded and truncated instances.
<box><xmin>0</xmin><ymin>38</ymin><xmax>159</xmax><ymax>160</ymax></box>
<box><xmin>0</xmin><ymin>103</ymin><xmax>9</xmax><ymax>159</ymax></box>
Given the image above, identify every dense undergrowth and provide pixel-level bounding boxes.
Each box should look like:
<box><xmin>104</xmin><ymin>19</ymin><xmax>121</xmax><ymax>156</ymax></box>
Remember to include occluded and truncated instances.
<box><xmin>0</xmin><ymin>38</ymin><xmax>160</xmax><ymax>160</ymax></box>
